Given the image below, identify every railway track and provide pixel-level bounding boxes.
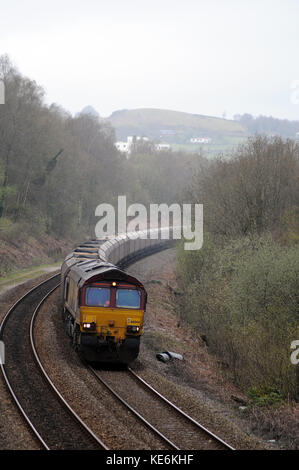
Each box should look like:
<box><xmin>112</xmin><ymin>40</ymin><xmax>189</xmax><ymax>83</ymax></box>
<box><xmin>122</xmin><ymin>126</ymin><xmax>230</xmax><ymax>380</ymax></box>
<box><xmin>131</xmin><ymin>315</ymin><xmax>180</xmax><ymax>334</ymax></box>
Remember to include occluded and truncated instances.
<box><xmin>0</xmin><ymin>275</ymin><xmax>107</xmax><ymax>450</ymax></box>
<box><xmin>88</xmin><ymin>365</ymin><xmax>235</xmax><ymax>450</ymax></box>
<box><xmin>128</xmin><ymin>368</ymin><xmax>235</xmax><ymax>450</ymax></box>
<box><xmin>87</xmin><ymin>364</ymin><xmax>179</xmax><ymax>449</ymax></box>
<box><xmin>1</xmin><ymin>260</ymin><xmax>235</xmax><ymax>450</ymax></box>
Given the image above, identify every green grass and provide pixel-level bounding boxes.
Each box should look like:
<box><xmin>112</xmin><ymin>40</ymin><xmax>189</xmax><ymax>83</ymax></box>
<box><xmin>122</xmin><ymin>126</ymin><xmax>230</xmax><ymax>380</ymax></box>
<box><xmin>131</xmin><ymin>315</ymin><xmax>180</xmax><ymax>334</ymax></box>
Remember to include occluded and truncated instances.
<box><xmin>170</xmin><ymin>136</ymin><xmax>247</xmax><ymax>156</ymax></box>
<box><xmin>0</xmin><ymin>261</ymin><xmax>61</xmax><ymax>289</ymax></box>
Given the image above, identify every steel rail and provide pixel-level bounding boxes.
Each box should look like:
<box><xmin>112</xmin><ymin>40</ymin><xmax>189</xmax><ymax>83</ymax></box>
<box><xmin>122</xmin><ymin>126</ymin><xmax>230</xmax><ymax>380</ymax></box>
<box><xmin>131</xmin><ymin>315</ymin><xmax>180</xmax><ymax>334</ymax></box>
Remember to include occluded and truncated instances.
<box><xmin>128</xmin><ymin>367</ymin><xmax>235</xmax><ymax>450</ymax></box>
<box><xmin>88</xmin><ymin>365</ymin><xmax>180</xmax><ymax>450</ymax></box>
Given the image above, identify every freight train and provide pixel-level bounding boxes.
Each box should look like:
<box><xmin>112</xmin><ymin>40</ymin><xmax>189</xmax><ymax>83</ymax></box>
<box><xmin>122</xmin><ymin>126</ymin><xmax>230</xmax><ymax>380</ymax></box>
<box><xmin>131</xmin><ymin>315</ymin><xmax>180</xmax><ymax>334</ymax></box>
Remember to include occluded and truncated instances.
<box><xmin>60</xmin><ymin>228</ymin><xmax>173</xmax><ymax>363</ymax></box>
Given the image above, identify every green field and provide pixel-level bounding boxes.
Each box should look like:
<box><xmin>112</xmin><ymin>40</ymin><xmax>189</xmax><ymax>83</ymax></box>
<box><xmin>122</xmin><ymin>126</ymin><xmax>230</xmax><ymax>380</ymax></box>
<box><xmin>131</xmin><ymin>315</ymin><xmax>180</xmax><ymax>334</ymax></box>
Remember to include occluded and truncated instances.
<box><xmin>171</xmin><ymin>135</ymin><xmax>248</xmax><ymax>157</ymax></box>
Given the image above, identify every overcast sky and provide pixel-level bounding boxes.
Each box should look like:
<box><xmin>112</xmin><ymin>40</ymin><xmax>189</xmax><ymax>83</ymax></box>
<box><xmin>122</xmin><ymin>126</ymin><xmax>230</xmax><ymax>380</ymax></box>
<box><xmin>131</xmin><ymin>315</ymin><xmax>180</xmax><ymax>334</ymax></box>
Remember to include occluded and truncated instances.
<box><xmin>1</xmin><ymin>0</ymin><xmax>299</xmax><ymax>119</ymax></box>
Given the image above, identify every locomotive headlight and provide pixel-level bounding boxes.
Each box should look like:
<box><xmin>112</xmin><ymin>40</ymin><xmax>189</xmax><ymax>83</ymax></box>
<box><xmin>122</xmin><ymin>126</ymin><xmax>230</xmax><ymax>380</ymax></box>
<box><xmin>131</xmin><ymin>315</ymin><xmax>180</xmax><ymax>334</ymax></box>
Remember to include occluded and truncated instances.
<box><xmin>83</xmin><ymin>322</ymin><xmax>96</xmax><ymax>331</ymax></box>
<box><xmin>127</xmin><ymin>325</ymin><xmax>140</xmax><ymax>333</ymax></box>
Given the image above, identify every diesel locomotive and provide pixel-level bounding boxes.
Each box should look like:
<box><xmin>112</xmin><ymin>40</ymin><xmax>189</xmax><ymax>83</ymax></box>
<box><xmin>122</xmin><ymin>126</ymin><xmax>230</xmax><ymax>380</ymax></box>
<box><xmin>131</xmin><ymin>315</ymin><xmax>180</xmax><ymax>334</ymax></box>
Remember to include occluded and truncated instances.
<box><xmin>61</xmin><ymin>228</ymin><xmax>173</xmax><ymax>363</ymax></box>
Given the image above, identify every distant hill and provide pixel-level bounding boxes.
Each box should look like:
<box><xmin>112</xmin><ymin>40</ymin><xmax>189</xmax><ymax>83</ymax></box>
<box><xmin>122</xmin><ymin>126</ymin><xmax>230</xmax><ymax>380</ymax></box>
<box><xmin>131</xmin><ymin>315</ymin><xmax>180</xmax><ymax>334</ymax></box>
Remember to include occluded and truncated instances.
<box><xmin>105</xmin><ymin>108</ymin><xmax>247</xmax><ymax>143</ymax></box>
<box><xmin>79</xmin><ymin>105</ymin><xmax>100</xmax><ymax>118</ymax></box>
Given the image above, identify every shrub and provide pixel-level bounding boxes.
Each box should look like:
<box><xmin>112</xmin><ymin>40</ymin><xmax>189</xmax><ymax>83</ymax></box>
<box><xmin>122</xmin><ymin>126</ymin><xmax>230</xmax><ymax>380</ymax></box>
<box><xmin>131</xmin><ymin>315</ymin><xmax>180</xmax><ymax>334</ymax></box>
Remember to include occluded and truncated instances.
<box><xmin>248</xmin><ymin>386</ymin><xmax>284</xmax><ymax>407</ymax></box>
<box><xmin>176</xmin><ymin>234</ymin><xmax>299</xmax><ymax>400</ymax></box>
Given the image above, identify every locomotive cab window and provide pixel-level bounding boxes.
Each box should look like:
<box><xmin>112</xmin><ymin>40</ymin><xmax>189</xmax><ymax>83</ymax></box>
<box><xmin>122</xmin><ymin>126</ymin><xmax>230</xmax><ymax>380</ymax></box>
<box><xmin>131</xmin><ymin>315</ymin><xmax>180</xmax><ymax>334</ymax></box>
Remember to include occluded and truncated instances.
<box><xmin>85</xmin><ymin>287</ymin><xmax>110</xmax><ymax>307</ymax></box>
<box><xmin>116</xmin><ymin>289</ymin><xmax>141</xmax><ymax>309</ymax></box>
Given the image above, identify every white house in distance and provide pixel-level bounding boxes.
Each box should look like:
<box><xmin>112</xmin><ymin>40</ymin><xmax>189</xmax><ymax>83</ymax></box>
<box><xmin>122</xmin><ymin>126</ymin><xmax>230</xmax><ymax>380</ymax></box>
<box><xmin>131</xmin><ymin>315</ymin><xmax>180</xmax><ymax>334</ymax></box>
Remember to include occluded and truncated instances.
<box><xmin>190</xmin><ymin>137</ymin><xmax>211</xmax><ymax>144</ymax></box>
<box><xmin>115</xmin><ymin>136</ymin><xmax>149</xmax><ymax>155</ymax></box>
<box><xmin>115</xmin><ymin>141</ymin><xmax>130</xmax><ymax>153</ymax></box>
<box><xmin>155</xmin><ymin>143</ymin><xmax>170</xmax><ymax>151</ymax></box>
<box><xmin>115</xmin><ymin>136</ymin><xmax>170</xmax><ymax>155</ymax></box>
